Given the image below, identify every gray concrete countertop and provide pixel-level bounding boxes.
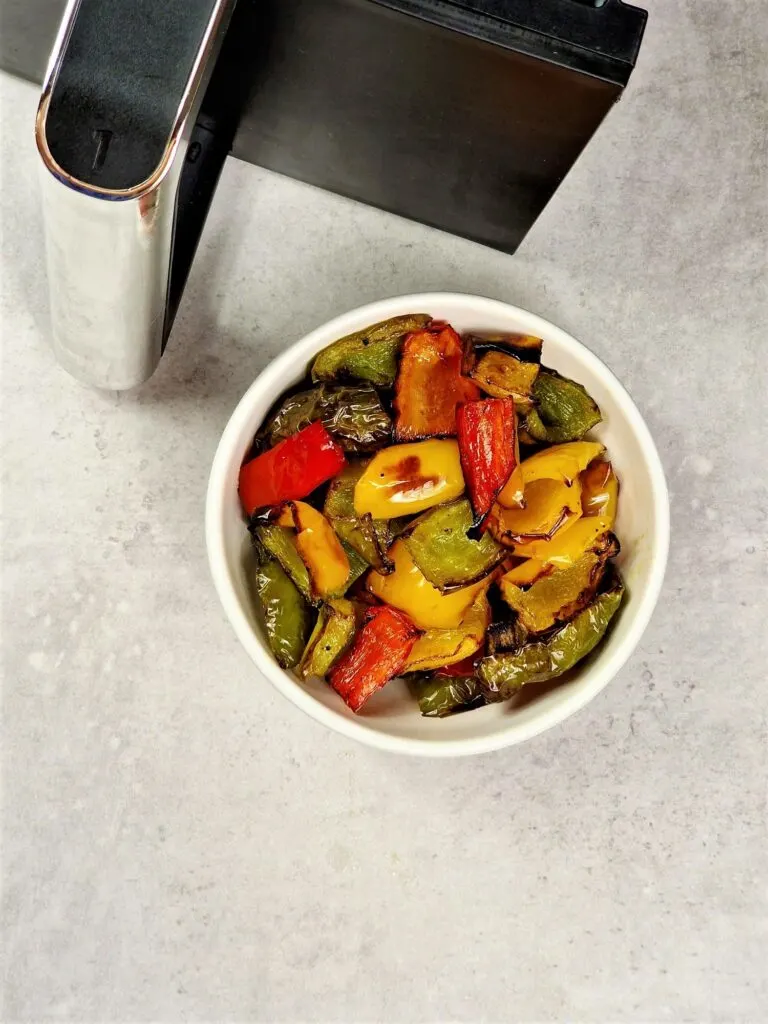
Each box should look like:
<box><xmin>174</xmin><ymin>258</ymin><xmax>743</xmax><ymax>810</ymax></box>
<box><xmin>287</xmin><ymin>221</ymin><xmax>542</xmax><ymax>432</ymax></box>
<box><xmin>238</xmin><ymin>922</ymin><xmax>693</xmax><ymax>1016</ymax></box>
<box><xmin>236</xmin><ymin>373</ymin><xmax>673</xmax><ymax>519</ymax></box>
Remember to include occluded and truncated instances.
<box><xmin>2</xmin><ymin>1</ymin><xmax>766</xmax><ymax>1019</ymax></box>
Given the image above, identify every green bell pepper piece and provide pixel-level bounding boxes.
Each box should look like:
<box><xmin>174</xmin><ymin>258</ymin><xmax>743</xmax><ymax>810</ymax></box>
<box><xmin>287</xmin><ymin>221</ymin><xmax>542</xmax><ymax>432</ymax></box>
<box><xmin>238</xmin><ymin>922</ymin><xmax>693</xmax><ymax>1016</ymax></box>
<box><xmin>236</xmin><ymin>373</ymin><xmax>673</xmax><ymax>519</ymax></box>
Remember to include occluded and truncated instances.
<box><xmin>311</xmin><ymin>314</ymin><xmax>430</xmax><ymax>386</ymax></box>
<box><xmin>298</xmin><ymin>598</ymin><xmax>358</xmax><ymax>679</ymax></box>
<box><xmin>525</xmin><ymin>369</ymin><xmax>602</xmax><ymax>443</ymax></box>
<box><xmin>479</xmin><ymin>577</ymin><xmax>624</xmax><ymax>700</ymax></box>
<box><xmin>256</xmin><ymin>524</ymin><xmax>313</xmax><ymax>601</ymax></box>
<box><xmin>342</xmin><ymin>545</ymin><xmax>369</xmax><ymax>592</ymax></box>
<box><xmin>252</xmin><ymin>557</ymin><xmax>312</xmax><ymax>669</ymax></box>
<box><xmin>401</xmin><ymin>498</ymin><xmax>505</xmax><ymax>591</ymax></box>
<box><xmin>499</xmin><ymin>532</ymin><xmax>619</xmax><ymax>635</ymax></box>
<box><xmin>409</xmin><ymin>674</ymin><xmax>487</xmax><ymax>718</ymax></box>
<box><xmin>255</xmin><ymin>523</ymin><xmax>367</xmax><ymax>601</ymax></box>
<box><xmin>324</xmin><ymin>462</ymin><xmax>395</xmax><ymax>572</ymax></box>
<box><xmin>263</xmin><ymin>383</ymin><xmax>392</xmax><ymax>452</ymax></box>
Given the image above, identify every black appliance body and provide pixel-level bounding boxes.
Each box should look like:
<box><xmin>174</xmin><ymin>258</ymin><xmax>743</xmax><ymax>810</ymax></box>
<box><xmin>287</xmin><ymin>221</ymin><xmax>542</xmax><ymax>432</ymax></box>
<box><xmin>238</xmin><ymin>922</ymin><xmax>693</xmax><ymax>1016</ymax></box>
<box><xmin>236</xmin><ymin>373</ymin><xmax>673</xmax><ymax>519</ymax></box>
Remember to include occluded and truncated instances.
<box><xmin>7</xmin><ymin>0</ymin><xmax>647</xmax><ymax>387</ymax></box>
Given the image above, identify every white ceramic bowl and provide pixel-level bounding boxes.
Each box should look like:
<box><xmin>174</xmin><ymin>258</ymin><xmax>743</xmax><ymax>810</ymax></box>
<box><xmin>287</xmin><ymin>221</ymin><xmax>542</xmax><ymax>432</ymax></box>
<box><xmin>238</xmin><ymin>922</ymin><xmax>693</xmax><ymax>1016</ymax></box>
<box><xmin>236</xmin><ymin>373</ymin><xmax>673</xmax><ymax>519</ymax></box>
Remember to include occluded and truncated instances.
<box><xmin>206</xmin><ymin>294</ymin><xmax>669</xmax><ymax>757</ymax></box>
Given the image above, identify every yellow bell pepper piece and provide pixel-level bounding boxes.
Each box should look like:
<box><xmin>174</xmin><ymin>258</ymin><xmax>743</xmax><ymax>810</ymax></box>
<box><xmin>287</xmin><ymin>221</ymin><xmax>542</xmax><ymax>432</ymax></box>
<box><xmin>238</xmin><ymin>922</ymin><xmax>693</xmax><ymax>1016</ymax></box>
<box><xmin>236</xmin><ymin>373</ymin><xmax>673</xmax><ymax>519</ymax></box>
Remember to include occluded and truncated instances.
<box><xmin>402</xmin><ymin>592</ymin><xmax>490</xmax><ymax>673</ymax></box>
<box><xmin>276</xmin><ymin>501</ymin><xmax>350</xmax><ymax>598</ymax></box>
<box><xmin>581</xmin><ymin>459</ymin><xmax>619</xmax><ymax>522</ymax></box>
<box><xmin>354</xmin><ymin>439</ymin><xmax>464</xmax><ymax>519</ymax></box>
<box><xmin>511</xmin><ymin>460</ymin><xmax>618</xmax><ymax>562</ymax></box>
<box><xmin>520</xmin><ymin>440</ymin><xmax>605</xmax><ymax>486</ymax></box>
<box><xmin>500</xmin><ymin>558</ymin><xmax>551</xmax><ymax>586</ymax></box>
<box><xmin>511</xmin><ymin>514</ymin><xmax>609</xmax><ymax>563</ymax></box>
<box><xmin>367</xmin><ymin>540</ymin><xmax>488</xmax><ymax>630</ymax></box>
<box><xmin>490</xmin><ymin>477</ymin><xmax>582</xmax><ymax>545</ymax></box>
<box><xmin>497</xmin><ymin>463</ymin><xmax>525</xmax><ymax>508</ymax></box>
<box><xmin>490</xmin><ymin>442</ymin><xmax>606</xmax><ymax>552</ymax></box>
<box><xmin>470</xmin><ymin>350</ymin><xmax>538</xmax><ymax>406</ymax></box>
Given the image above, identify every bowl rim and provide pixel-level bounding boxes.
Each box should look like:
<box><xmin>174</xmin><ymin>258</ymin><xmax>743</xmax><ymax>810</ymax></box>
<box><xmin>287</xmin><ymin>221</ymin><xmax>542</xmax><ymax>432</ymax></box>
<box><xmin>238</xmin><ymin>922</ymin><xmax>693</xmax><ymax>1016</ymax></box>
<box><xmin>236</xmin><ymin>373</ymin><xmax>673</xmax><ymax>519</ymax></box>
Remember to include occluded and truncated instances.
<box><xmin>206</xmin><ymin>292</ymin><xmax>670</xmax><ymax>757</ymax></box>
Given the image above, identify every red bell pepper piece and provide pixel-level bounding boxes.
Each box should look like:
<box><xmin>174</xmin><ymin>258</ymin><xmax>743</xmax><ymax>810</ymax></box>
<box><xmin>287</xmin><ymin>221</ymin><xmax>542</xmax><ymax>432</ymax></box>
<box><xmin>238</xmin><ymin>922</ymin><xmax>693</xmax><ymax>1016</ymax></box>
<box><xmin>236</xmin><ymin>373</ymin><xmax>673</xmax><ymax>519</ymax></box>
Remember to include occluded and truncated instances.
<box><xmin>239</xmin><ymin>420</ymin><xmax>346</xmax><ymax>515</ymax></box>
<box><xmin>329</xmin><ymin>605</ymin><xmax>421</xmax><ymax>712</ymax></box>
<box><xmin>456</xmin><ymin>397</ymin><xmax>517</xmax><ymax>520</ymax></box>
<box><xmin>393</xmin><ymin>324</ymin><xmax>480</xmax><ymax>440</ymax></box>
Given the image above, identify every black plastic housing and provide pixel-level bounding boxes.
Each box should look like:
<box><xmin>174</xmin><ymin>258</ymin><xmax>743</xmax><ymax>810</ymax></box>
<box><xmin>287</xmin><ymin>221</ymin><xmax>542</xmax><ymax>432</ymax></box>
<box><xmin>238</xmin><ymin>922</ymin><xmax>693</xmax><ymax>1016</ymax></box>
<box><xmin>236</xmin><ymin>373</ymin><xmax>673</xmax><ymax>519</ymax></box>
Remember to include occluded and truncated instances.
<box><xmin>12</xmin><ymin>0</ymin><xmax>647</xmax><ymax>261</ymax></box>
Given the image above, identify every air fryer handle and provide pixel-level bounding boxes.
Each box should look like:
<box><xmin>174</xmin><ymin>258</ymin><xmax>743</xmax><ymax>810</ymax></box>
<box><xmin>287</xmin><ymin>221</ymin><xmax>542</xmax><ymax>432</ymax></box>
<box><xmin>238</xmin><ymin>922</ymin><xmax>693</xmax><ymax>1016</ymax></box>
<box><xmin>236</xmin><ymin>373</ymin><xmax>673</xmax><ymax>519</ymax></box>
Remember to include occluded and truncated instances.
<box><xmin>35</xmin><ymin>0</ymin><xmax>241</xmax><ymax>390</ymax></box>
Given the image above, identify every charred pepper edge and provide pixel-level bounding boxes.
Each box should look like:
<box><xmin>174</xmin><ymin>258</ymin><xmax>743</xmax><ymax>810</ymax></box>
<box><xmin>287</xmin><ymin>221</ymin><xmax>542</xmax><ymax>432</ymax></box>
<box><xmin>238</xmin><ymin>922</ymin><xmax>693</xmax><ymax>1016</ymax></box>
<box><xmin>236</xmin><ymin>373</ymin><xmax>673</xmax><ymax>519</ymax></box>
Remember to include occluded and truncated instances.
<box><xmin>463</xmin><ymin>332</ymin><xmax>544</xmax><ymax>365</ymax></box>
<box><xmin>492</xmin><ymin>505</ymin><xmax>574</xmax><ymax>547</ymax></box>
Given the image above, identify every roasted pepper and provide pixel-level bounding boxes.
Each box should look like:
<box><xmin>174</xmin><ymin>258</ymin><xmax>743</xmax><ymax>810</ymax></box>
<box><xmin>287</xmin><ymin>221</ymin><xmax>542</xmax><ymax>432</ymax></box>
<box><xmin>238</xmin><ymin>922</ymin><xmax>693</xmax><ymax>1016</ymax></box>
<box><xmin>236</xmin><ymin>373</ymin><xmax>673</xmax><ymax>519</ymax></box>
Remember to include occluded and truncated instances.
<box><xmin>239</xmin><ymin>420</ymin><xmax>346</xmax><ymax>515</ymax></box>
<box><xmin>393</xmin><ymin>324</ymin><xmax>480</xmax><ymax>440</ymax></box>
<box><xmin>324</xmin><ymin>462</ymin><xmax>395</xmax><ymax>572</ymax></box>
<box><xmin>367</xmin><ymin>540</ymin><xmax>489</xmax><ymax>630</ymax></box>
<box><xmin>508</xmin><ymin>514</ymin><xmax>613</xmax><ymax>569</ymax></box>
<box><xmin>276</xmin><ymin>501</ymin><xmax>351</xmax><ymax>598</ymax></box>
<box><xmin>500</xmin><ymin>559</ymin><xmax>553</xmax><ymax>586</ymax></box>
<box><xmin>498</xmin><ymin>445</ymin><xmax>609</xmax><ymax>558</ymax></box>
<box><xmin>497</xmin><ymin>464</ymin><xmax>525</xmax><ymax>509</ymax></box>
<box><xmin>255</xmin><ymin>521</ymin><xmax>365</xmax><ymax>602</ymax></box>
<box><xmin>401</xmin><ymin>498</ymin><xmax>504</xmax><ymax>591</ymax></box>
<box><xmin>298</xmin><ymin>598</ymin><xmax>358</xmax><ymax>679</ymax></box>
<box><xmin>486</xmin><ymin>619</ymin><xmax>528</xmax><ymax>656</ymax></box>
<box><xmin>525</xmin><ymin>369</ymin><xmax>602</xmax><ymax>443</ymax></box>
<box><xmin>434</xmin><ymin>654</ymin><xmax>482</xmax><ymax>676</ymax></box>
<box><xmin>488</xmin><ymin>477</ymin><xmax>582</xmax><ymax>547</ymax></box>
<box><xmin>581</xmin><ymin>459</ymin><xmax>619</xmax><ymax>521</ymax></box>
<box><xmin>354</xmin><ymin>439</ymin><xmax>465</xmax><ymax>519</ymax></box>
<box><xmin>499</xmin><ymin>532</ymin><xmax>619</xmax><ymax>634</ymax></box>
<box><xmin>520</xmin><ymin>441</ymin><xmax>606</xmax><ymax>487</ymax></box>
<box><xmin>329</xmin><ymin>605</ymin><xmax>421</xmax><ymax>712</ymax></box>
<box><xmin>337</xmin><ymin>547</ymin><xmax>368</xmax><ymax>596</ymax></box>
<box><xmin>490</xmin><ymin>441</ymin><xmax>607</xmax><ymax>550</ymax></box>
<box><xmin>408</xmin><ymin>673</ymin><xmax>486</xmax><ymax>718</ymax></box>
<box><xmin>479</xmin><ymin>575</ymin><xmax>624</xmax><ymax>699</ymax></box>
<box><xmin>402</xmin><ymin>592</ymin><xmax>490</xmax><ymax>672</ymax></box>
<box><xmin>251</xmin><ymin>554</ymin><xmax>312</xmax><ymax>669</ymax></box>
<box><xmin>254</xmin><ymin>523</ymin><xmax>314</xmax><ymax>601</ymax></box>
<box><xmin>469</xmin><ymin>349</ymin><xmax>539</xmax><ymax>407</ymax></box>
<box><xmin>495</xmin><ymin>440</ymin><xmax>600</xmax><ymax>513</ymax></box>
<box><xmin>465</xmin><ymin>332</ymin><xmax>543</xmax><ymax>364</ymax></box>
<box><xmin>456</xmin><ymin>397</ymin><xmax>518</xmax><ymax>521</ymax></box>
<box><xmin>311</xmin><ymin>313</ymin><xmax>430</xmax><ymax>386</ymax></box>
<box><xmin>263</xmin><ymin>383</ymin><xmax>391</xmax><ymax>452</ymax></box>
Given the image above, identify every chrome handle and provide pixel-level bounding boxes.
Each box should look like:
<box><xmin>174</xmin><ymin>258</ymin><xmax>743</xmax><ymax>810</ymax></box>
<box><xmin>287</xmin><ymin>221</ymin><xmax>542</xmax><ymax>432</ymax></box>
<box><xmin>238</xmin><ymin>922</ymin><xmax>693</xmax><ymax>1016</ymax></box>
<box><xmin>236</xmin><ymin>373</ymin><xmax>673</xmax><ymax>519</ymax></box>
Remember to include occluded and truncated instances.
<box><xmin>35</xmin><ymin>0</ymin><xmax>237</xmax><ymax>390</ymax></box>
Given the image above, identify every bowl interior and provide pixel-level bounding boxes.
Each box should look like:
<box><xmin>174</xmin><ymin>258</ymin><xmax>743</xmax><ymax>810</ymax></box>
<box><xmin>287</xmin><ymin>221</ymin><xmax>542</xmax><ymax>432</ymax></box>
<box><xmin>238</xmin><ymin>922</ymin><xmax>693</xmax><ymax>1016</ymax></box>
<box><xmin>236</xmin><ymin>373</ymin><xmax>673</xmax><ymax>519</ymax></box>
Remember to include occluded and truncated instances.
<box><xmin>207</xmin><ymin>295</ymin><xmax>668</xmax><ymax>755</ymax></box>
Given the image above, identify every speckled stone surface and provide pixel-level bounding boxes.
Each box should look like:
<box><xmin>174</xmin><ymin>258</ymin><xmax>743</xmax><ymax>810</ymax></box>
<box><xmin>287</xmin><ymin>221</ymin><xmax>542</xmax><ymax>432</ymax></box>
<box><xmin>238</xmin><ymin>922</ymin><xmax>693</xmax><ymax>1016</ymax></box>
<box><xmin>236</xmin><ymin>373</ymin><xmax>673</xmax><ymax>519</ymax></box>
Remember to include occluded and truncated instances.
<box><xmin>1</xmin><ymin>1</ymin><xmax>767</xmax><ymax>1018</ymax></box>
